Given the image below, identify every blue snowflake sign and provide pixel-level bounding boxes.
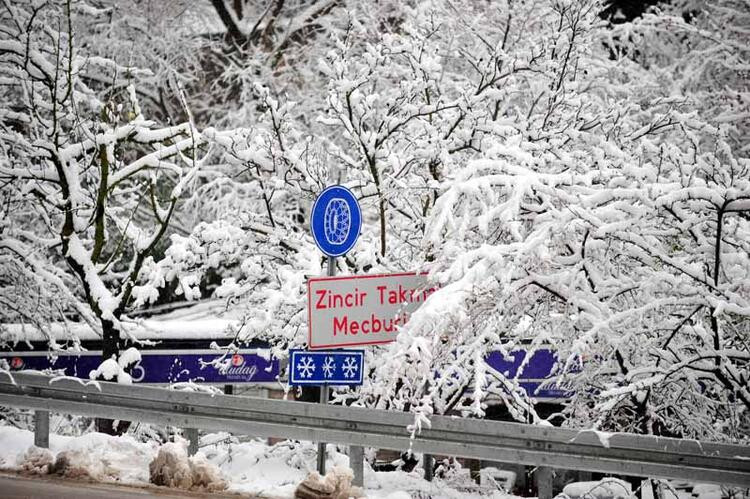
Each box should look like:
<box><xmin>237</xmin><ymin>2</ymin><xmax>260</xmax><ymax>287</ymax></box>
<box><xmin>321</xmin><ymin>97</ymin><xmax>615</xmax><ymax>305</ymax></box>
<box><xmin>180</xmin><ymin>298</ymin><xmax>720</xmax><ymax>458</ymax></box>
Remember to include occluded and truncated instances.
<box><xmin>289</xmin><ymin>349</ymin><xmax>364</xmax><ymax>386</ymax></box>
<box><xmin>310</xmin><ymin>185</ymin><xmax>362</xmax><ymax>257</ymax></box>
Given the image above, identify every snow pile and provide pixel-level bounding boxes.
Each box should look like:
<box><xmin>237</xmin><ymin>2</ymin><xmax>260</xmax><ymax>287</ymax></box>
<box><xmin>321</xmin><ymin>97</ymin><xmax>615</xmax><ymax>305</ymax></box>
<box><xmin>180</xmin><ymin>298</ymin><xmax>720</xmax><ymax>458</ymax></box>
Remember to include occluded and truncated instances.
<box><xmin>18</xmin><ymin>446</ymin><xmax>54</xmax><ymax>474</ymax></box>
<box><xmin>562</xmin><ymin>479</ymin><xmax>633</xmax><ymax>499</ymax></box>
<box><xmin>691</xmin><ymin>484</ymin><xmax>722</xmax><ymax>499</ymax></box>
<box><xmin>51</xmin><ymin>449</ymin><xmax>112</xmax><ymax>481</ymax></box>
<box><xmin>89</xmin><ymin>358</ymin><xmax>132</xmax><ymax>384</ymax></box>
<box><xmin>203</xmin><ymin>437</ymin><xmax>510</xmax><ymax>499</ymax></box>
<box><xmin>117</xmin><ymin>347</ymin><xmax>141</xmax><ymax>369</ymax></box>
<box><xmin>208</xmin><ymin>437</ymin><xmax>312</xmax><ymax>497</ymax></box>
<box><xmin>189</xmin><ymin>453</ymin><xmax>227</xmax><ymax>491</ymax></box>
<box><xmin>87</xmin><ymin>348</ymin><xmax>143</xmax><ymax>384</ymax></box>
<box><xmin>0</xmin><ymin>425</ymin><xmax>34</xmax><ymax>468</ymax></box>
<box><xmin>368</xmin><ymin>469</ymin><xmax>507</xmax><ymax>499</ymax></box>
<box><xmin>148</xmin><ymin>442</ymin><xmax>226</xmax><ymax>492</ymax></box>
<box><xmin>148</xmin><ymin>443</ymin><xmax>193</xmax><ymax>488</ymax></box>
<box><xmin>0</xmin><ymin>426</ymin><xmax>517</xmax><ymax>498</ymax></box>
<box><xmin>294</xmin><ymin>466</ymin><xmax>364</xmax><ymax>499</ymax></box>
<box><xmin>1</xmin><ymin>426</ymin><xmax>156</xmax><ymax>484</ymax></box>
<box><xmin>58</xmin><ymin>431</ymin><xmax>155</xmax><ymax>483</ymax></box>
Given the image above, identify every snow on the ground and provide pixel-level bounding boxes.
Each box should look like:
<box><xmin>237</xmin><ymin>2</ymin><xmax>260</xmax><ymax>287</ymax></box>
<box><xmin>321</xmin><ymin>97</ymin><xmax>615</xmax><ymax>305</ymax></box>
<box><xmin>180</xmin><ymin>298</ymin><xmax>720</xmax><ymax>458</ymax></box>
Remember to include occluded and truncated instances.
<box><xmin>0</xmin><ymin>425</ymin><xmax>514</xmax><ymax>498</ymax></box>
<box><xmin>200</xmin><ymin>433</ymin><xmax>511</xmax><ymax>498</ymax></box>
<box><xmin>562</xmin><ymin>479</ymin><xmax>631</xmax><ymax>498</ymax></box>
<box><xmin>149</xmin><ymin>442</ymin><xmax>226</xmax><ymax>491</ymax></box>
<box><xmin>0</xmin><ymin>425</ymin><xmax>731</xmax><ymax>499</ymax></box>
<box><xmin>0</xmin><ymin>425</ymin><xmax>157</xmax><ymax>484</ymax></box>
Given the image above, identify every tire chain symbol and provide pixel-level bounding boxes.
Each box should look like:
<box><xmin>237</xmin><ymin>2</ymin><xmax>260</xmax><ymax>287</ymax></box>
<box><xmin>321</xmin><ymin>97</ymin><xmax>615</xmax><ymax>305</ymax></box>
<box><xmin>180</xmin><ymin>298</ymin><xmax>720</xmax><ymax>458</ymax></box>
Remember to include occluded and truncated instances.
<box><xmin>323</xmin><ymin>197</ymin><xmax>351</xmax><ymax>245</ymax></box>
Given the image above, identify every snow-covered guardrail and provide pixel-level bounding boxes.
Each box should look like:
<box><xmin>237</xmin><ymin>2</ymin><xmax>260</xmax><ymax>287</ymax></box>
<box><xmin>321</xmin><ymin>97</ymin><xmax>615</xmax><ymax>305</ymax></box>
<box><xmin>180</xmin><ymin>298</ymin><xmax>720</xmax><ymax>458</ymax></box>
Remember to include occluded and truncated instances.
<box><xmin>0</xmin><ymin>371</ymin><xmax>748</xmax><ymax>488</ymax></box>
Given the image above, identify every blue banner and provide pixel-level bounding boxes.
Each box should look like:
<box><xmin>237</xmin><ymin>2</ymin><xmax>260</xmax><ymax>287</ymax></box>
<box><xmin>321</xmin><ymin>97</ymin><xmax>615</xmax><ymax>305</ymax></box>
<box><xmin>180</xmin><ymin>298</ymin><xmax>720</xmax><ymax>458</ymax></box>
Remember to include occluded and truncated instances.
<box><xmin>485</xmin><ymin>349</ymin><xmax>573</xmax><ymax>400</ymax></box>
<box><xmin>0</xmin><ymin>350</ymin><xmax>279</xmax><ymax>384</ymax></box>
<box><xmin>289</xmin><ymin>349</ymin><xmax>364</xmax><ymax>385</ymax></box>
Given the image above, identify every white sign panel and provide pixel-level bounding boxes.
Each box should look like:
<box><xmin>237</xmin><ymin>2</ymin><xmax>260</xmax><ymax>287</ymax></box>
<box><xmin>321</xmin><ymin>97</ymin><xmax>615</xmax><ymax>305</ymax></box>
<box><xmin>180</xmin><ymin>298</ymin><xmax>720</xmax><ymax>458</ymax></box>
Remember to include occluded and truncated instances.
<box><xmin>307</xmin><ymin>272</ymin><xmax>437</xmax><ymax>349</ymax></box>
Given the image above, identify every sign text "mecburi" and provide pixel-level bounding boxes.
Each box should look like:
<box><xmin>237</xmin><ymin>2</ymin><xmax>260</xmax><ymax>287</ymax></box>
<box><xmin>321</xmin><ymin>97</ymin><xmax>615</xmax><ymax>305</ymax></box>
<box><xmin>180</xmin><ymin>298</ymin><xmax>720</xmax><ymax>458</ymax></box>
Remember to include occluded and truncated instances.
<box><xmin>307</xmin><ymin>272</ymin><xmax>436</xmax><ymax>349</ymax></box>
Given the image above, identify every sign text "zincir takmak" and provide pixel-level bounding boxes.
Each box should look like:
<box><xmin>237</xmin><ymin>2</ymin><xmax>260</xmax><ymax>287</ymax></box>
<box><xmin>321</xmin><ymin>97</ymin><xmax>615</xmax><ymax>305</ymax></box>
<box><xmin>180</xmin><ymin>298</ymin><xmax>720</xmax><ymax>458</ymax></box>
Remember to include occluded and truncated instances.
<box><xmin>307</xmin><ymin>272</ymin><xmax>437</xmax><ymax>349</ymax></box>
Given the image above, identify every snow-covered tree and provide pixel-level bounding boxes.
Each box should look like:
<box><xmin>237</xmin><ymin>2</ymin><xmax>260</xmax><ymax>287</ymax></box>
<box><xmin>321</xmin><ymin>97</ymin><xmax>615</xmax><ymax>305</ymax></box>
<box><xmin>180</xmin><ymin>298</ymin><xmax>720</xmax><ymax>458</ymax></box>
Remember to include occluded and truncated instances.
<box><xmin>0</xmin><ymin>1</ymin><xmax>216</xmax><ymax>364</ymax></box>
<box><xmin>359</xmin><ymin>0</ymin><xmax>750</xmax><ymax>441</ymax></box>
<box><xmin>2</xmin><ymin>0</ymin><xmax>747</xmax><ymax>445</ymax></box>
<box><xmin>127</xmin><ymin>0</ymin><xmax>749</xmax><ymax>443</ymax></box>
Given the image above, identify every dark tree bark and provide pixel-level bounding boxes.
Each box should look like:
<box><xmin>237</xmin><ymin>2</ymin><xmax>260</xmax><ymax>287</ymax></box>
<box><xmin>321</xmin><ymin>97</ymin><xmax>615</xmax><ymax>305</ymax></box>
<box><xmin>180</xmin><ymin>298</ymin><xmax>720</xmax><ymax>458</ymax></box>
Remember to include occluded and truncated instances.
<box><xmin>210</xmin><ymin>0</ymin><xmax>248</xmax><ymax>47</ymax></box>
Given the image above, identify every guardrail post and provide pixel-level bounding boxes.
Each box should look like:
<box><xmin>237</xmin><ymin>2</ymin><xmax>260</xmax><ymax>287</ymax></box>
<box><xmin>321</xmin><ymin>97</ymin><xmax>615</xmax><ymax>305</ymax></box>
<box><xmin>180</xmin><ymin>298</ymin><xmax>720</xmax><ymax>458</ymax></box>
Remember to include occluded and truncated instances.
<box><xmin>350</xmin><ymin>445</ymin><xmax>364</xmax><ymax>487</ymax></box>
<box><xmin>34</xmin><ymin>410</ymin><xmax>49</xmax><ymax>448</ymax></box>
<box><xmin>316</xmin><ymin>385</ymin><xmax>329</xmax><ymax>475</ymax></box>
<box><xmin>423</xmin><ymin>454</ymin><xmax>434</xmax><ymax>481</ymax></box>
<box><xmin>535</xmin><ymin>466</ymin><xmax>553</xmax><ymax>499</ymax></box>
<box><xmin>186</xmin><ymin>428</ymin><xmax>199</xmax><ymax>456</ymax></box>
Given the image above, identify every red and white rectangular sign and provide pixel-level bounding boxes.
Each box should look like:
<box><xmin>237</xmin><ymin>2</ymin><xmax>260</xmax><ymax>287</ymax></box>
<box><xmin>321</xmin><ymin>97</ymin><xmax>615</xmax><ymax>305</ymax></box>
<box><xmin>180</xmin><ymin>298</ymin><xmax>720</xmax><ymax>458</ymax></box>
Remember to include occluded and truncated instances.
<box><xmin>307</xmin><ymin>272</ymin><xmax>437</xmax><ymax>349</ymax></box>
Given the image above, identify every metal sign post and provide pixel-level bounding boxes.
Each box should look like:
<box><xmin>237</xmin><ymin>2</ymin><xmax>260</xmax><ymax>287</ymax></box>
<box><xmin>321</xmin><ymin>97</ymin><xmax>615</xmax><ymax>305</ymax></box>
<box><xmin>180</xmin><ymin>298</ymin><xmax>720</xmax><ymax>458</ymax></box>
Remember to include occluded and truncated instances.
<box><xmin>308</xmin><ymin>186</ymin><xmax>362</xmax><ymax>480</ymax></box>
<box><xmin>316</xmin><ymin>256</ymin><xmax>336</xmax><ymax>476</ymax></box>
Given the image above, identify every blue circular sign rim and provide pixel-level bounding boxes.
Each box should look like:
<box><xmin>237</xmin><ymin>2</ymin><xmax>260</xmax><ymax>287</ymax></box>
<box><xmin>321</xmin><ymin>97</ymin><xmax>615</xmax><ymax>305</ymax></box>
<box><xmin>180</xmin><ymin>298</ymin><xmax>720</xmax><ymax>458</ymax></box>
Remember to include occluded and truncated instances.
<box><xmin>310</xmin><ymin>185</ymin><xmax>362</xmax><ymax>257</ymax></box>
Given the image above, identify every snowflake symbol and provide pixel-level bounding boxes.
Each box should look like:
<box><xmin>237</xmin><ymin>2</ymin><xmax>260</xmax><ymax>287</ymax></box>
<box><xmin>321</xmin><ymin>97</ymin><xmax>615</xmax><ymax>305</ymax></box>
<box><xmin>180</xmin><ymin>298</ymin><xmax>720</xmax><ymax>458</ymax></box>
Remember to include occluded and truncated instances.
<box><xmin>342</xmin><ymin>357</ymin><xmax>359</xmax><ymax>379</ymax></box>
<box><xmin>297</xmin><ymin>356</ymin><xmax>315</xmax><ymax>378</ymax></box>
<box><xmin>322</xmin><ymin>356</ymin><xmax>335</xmax><ymax>378</ymax></box>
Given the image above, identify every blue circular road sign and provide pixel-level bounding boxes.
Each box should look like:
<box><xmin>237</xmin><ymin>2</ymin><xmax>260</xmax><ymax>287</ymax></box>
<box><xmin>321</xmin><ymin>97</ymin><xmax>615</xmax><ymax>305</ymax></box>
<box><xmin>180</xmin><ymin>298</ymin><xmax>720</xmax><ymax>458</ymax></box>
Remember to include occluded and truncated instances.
<box><xmin>311</xmin><ymin>185</ymin><xmax>361</xmax><ymax>257</ymax></box>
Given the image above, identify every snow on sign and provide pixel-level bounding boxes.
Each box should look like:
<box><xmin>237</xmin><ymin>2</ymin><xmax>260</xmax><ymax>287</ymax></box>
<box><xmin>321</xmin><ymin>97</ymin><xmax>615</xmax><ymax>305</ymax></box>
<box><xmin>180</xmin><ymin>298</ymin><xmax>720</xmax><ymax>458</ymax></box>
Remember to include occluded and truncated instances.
<box><xmin>307</xmin><ymin>272</ymin><xmax>437</xmax><ymax>349</ymax></box>
<box><xmin>310</xmin><ymin>185</ymin><xmax>362</xmax><ymax>257</ymax></box>
<box><xmin>289</xmin><ymin>349</ymin><xmax>364</xmax><ymax>385</ymax></box>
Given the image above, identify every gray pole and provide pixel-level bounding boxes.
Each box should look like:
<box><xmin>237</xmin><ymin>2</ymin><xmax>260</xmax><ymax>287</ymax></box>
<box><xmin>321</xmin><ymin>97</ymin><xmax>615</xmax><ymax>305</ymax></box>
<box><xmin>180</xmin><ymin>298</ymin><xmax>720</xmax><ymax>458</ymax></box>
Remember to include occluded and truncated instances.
<box><xmin>316</xmin><ymin>256</ymin><xmax>336</xmax><ymax>476</ymax></box>
<box><xmin>536</xmin><ymin>466</ymin><xmax>553</xmax><ymax>499</ymax></box>
<box><xmin>186</xmin><ymin>428</ymin><xmax>199</xmax><ymax>456</ymax></box>
<box><xmin>423</xmin><ymin>453</ymin><xmax>434</xmax><ymax>482</ymax></box>
<box><xmin>33</xmin><ymin>410</ymin><xmax>49</xmax><ymax>448</ymax></box>
<box><xmin>351</xmin><ymin>444</ymin><xmax>364</xmax><ymax>487</ymax></box>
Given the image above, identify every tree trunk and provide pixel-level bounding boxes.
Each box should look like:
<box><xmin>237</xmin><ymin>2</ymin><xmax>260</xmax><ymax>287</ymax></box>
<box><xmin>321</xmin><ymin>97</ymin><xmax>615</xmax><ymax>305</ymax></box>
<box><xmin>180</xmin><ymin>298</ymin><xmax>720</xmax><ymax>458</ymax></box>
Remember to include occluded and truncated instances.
<box><xmin>95</xmin><ymin>319</ymin><xmax>130</xmax><ymax>435</ymax></box>
<box><xmin>101</xmin><ymin>318</ymin><xmax>119</xmax><ymax>362</ymax></box>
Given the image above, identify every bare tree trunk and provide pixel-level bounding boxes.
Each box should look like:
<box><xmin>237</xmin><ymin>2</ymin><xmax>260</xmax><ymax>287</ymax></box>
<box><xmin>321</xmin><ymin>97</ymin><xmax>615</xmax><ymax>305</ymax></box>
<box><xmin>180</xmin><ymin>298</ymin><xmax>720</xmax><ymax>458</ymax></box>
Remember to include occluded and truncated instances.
<box><xmin>101</xmin><ymin>318</ymin><xmax>119</xmax><ymax>363</ymax></box>
<box><xmin>95</xmin><ymin>319</ymin><xmax>130</xmax><ymax>435</ymax></box>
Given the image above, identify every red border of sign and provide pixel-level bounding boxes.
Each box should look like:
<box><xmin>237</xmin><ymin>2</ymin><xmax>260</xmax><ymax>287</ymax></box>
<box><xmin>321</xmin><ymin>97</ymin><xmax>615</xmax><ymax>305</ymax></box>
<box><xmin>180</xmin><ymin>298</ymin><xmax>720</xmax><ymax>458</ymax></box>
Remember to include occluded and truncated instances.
<box><xmin>307</xmin><ymin>272</ymin><xmax>428</xmax><ymax>349</ymax></box>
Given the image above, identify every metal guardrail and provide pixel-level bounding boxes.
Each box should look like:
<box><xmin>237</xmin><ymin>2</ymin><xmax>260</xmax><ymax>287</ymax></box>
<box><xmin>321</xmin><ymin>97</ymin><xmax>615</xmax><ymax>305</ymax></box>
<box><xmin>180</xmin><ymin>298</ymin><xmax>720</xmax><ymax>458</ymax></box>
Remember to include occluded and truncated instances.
<box><xmin>0</xmin><ymin>371</ymin><xmax>748</xmax><ymax>488</ymax></box>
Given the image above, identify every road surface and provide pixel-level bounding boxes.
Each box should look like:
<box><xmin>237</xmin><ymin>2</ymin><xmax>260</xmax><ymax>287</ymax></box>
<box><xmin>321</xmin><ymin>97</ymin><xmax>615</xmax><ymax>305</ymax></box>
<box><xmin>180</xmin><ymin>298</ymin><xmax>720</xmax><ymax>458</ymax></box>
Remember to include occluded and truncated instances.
<box><xmin>0</xmin><ymin>472</ymin><xmax>254</xmax><ymax>499</ymax></box>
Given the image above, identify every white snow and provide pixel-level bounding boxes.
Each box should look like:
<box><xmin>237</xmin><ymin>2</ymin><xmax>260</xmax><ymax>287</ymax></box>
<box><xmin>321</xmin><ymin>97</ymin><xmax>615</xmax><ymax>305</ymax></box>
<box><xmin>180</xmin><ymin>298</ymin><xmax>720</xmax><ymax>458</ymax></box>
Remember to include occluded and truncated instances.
<box><xmin>149</xmin><ymin>442</ymin><xmax>226</xmax><ymax>491</ymax></box>
<box><xmin>88</xmin><ymin>358</ymin><xmax>132</xmax><ymax>384</ymax></box>
<box><xmin>0</xmin><ymin>426</ymin><xmax>156</xmax><ymax>484</ymax></box>
<box><xmin>65</xmin><ymin>235</ymin><xmax>121</xmax><ymax>322</ymax></box>
<box><xmin>589</xmin><ymin>430</ymin><xmax>614</xmax><ymax>448</ymax></box>
<box><xmin>117</xmin><ymin>348</ymin><xmax>142</xmax><ymax>369</ymax></box>
<box><xmin>295</xmin><ymin>466</ymin><xmax>363</xmax><ymax>498</ymax></box>
<box><xmin>0</xmin><ymin>318</ymin><xmax>241</xmax><ymax>343</ymax></box>
<box><xmin>0</xmin><ymin>425</ymin><xmax>520</xmax><ymax>498</ymax></box>
<box><xmin>18</xmin><ymin>446</ymin><xmax>54</xmax><ymax>474</ymax></box>
<box><xmin>563</xmin><ymin>479</ymin><xmax>632</xmax><ymax>499</ymax></box>
<box><xmin>88</xmin><ymin>358</ymin><xmax>121</xmax><ymax>381</ymax></box>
